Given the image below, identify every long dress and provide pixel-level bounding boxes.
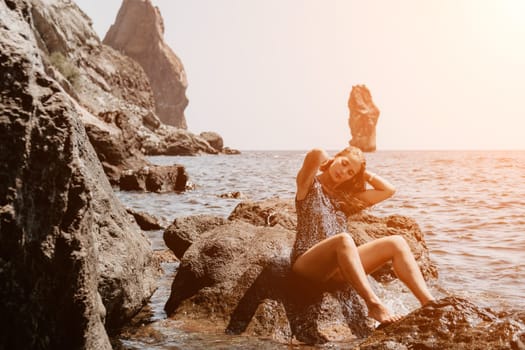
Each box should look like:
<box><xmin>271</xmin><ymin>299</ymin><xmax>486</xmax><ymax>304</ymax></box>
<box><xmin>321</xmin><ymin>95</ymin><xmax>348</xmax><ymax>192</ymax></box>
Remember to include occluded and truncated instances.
<box><xmin>291</xmin><ymin>176</ymin><xmax>348</xmax><ymax>265</ymax></box>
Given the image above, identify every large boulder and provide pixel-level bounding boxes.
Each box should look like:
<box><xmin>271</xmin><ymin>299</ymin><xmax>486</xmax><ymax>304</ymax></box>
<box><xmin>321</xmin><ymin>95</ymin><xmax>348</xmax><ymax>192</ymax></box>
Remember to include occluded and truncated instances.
<box><xmin>163</xmin><ymin>198</ymin><xmax>438</xmax><ymax>344</ymax></box>
<box><xmin>104</xmin><ymin>0</ymin><xmax>188</xmax><ymax>129</ymax></box>
<box><xmin>164</xmin><ymin>220</ymin><xmax>374</xmax><ymax>344</ymax></box>
<box><xmin>163</xmin><ymin>215</ymin><xmax>227</xmax><ymax>260</ymax></box>
<box><xmin>358</xmin><ymin>297</ymin><xmax>525</xmax><ymax>350</ymax></box>
<box><xmin>0</xmin><ymin>1</ymin><xmax>160</xmax><ymax>348</ymax></box>
<box><xmin>348</xmin><ymin>84</ymin><xmax>380</xmax><ymax>152</ymax></box>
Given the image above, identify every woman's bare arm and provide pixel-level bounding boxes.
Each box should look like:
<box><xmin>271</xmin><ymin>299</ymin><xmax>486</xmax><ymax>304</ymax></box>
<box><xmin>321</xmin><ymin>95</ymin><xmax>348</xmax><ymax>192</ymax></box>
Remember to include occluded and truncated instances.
<box><xmin>354</xmin><ymin>170</ymin><xmax>396</xmax><ymax>206</ymax></box>
<box><xmin>296</xmin><ymin>148</ymin><xmax>330</xmax><ymax>201</ymax></box>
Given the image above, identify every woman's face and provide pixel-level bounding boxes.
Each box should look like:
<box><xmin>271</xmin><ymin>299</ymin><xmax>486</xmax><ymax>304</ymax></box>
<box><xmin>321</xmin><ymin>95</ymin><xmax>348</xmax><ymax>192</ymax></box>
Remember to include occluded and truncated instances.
<box><xmin>328</xmin><ymin>155</ymin><xmax>361</xmax><ymax>184</ymax></box>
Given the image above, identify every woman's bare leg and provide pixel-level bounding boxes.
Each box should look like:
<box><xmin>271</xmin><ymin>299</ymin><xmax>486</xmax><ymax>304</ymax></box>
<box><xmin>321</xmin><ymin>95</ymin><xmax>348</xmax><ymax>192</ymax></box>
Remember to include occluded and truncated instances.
<box><xmin>292</xmin><ymin>233</ymin><xmax>402</xmax><ymax>323</ymax></box>
<box><xmin>357</xmin><ymin>235</ymin><xmax>435</xmax><ymax>305</ymax></box>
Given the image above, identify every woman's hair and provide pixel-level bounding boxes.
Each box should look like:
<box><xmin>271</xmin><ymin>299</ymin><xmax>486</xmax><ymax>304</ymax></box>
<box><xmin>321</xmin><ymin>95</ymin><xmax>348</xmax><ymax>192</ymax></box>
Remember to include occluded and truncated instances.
<box><xmin>321</xmin><ymin>146</ymin><xmax>369</xmax><ymax>215</ymax></box>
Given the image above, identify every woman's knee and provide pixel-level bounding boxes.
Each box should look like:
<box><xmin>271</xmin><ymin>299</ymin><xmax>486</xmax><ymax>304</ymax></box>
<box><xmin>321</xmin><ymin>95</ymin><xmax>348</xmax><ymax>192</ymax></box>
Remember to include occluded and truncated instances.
<box><xmin>334</xmin><ymin>233</ymin><xmax>357</xmax><ymax>253</ymax></box>
<box><xmin>388</xmin><ymin>235</ymin><xmax>410</xmax><ymax>253</ymax></box>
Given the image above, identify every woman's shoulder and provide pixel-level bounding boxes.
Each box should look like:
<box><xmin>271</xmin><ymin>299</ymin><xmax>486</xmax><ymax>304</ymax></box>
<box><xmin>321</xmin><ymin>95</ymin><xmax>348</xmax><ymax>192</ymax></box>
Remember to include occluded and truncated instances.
<box><xmin>296</xmin><ymin>176</ymin><xmax>320</xmax><ymax>202</ymax></box>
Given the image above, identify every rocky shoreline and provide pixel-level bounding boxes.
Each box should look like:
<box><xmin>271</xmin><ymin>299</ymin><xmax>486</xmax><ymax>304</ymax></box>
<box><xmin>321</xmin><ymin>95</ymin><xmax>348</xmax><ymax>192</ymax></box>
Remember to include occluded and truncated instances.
<box><xmin>118</xmin><ymin>198</ymin><xmax>525</xmax><ymax>349</ymax></box>
<box><xmin>1</xmin><ymin>0</ymin><xmax>524</xmax><ymax>349</ymax></box>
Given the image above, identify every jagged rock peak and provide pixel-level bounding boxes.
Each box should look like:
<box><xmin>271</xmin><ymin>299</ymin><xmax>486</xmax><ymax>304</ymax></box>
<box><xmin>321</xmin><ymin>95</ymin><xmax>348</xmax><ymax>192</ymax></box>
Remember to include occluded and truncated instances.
<box><xmin>347</xmin><ymin>84</ymin><xmax>380</xmax><ymax>152</ymax></box>
<box><xmin>104</xmin><ymin>0</ymin><xmax>189</xmax><ymax>129</ymax></box>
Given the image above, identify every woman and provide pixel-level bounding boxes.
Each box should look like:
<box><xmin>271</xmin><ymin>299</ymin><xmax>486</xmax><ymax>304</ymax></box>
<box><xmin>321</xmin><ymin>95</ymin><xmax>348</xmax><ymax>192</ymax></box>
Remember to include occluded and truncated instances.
<box><xmin>291</xmin><ymin>146</ymin><xmax>434</xmax><ymax>324</ymax></box>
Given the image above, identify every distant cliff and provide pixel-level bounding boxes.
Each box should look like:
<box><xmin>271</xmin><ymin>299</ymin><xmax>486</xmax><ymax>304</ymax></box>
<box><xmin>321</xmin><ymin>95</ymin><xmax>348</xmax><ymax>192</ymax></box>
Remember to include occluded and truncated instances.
<box><xmin>104</xmin><ymin>0</ymin><xmax>189</xmax><ymax>129</ymax></box>
<box><xmin>348</xmin><ymin>85</ymin><xmax>379</xmax><ymax>152</ymax></box>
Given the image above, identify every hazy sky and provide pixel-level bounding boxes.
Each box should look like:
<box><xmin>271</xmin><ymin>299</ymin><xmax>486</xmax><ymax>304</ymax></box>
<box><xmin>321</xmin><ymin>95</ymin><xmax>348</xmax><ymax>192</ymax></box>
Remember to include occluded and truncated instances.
<box><xmin>75</xmin><ymin>0</ymin><xmax>525</xmax><ymax>150</ymax></box>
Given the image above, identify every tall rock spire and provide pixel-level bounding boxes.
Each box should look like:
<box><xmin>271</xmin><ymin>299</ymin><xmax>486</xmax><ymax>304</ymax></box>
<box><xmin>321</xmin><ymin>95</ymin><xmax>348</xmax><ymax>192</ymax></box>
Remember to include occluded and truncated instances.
<box><xmin>104</xmin><ymin>0</ymin><xmax>189</xmax><ymax>128</ymax></box>
<box><xmin>348</xmin><ymin>84</ymin><xmax>380</xmax><ymax>152</ymax></box>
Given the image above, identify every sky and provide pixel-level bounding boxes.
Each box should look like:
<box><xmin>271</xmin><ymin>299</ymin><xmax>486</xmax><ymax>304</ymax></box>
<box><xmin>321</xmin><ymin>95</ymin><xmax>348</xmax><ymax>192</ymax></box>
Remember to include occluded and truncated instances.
<box><xmin>74</xmin><ymin>0</ymin><xmax>525</xmax><ymax>151</ymax></box>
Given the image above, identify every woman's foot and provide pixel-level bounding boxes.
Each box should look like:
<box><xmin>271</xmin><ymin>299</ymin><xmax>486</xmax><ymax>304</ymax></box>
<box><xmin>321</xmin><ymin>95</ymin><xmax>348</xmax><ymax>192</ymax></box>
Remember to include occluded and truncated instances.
<box><xmin>366</xmin><ymin>301</ymin><xmax>403</xmax><ymax>324</ymax></box>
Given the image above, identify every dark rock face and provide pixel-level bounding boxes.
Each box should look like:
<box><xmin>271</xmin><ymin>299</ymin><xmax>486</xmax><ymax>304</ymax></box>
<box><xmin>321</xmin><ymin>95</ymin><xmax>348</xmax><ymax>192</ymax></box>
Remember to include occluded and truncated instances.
<box><xmin>119</xmin><ymin>164</ymin><xmax>188</xmax><ymax>193</ymax></box>
<box><xmin>104</xmin><ymin>0</ymin><xmax>188</xmax><ymax>129</ymax></box>
<box><xmin>358</xmin><ymin>297</ymin><xmax>525</xmax><ymax>350</ymax></box>
<box><xmin>348</xmin><ymin>85</ymin><xmax>380</xmax><ymax>152</ymax></box>
<box><xmin>163</xmin><ymin>215</ymin><xmax>227</xmax><ymax>259</ymax></box>
<box><xmin>164</xmin><ymin>221</ymin><xmax>374</xmax><ymax>344</ymax></box>
<box><xmin>163</xmin><ymin>198</ymin><xmax>437</xmax><ymax>344</ymax></box>
<box><xmin>0</xmin><ymin>1</ymin><xmax>159</xmax><ymax>348</ymax></box>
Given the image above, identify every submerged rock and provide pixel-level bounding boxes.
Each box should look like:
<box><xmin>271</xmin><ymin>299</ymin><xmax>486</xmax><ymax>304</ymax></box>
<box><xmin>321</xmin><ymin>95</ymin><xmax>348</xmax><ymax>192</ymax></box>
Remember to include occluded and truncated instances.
<box><xmin>0</xmin><ymin>1</ymin><xmax>160</xmax><ymax>348</ymax></box>
<box><xmin>348</xmin><ymin>84</ymin><xmax>380</xmax><ymax>152</ymax></box>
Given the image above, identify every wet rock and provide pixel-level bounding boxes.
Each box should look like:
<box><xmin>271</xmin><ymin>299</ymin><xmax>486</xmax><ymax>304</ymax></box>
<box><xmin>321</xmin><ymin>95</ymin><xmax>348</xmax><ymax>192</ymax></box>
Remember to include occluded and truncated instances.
<box><xmin>218</xmin><ymin>191</ymin><xmax>244</xmax><ymax>199</ymax></box>
<box><xmin>163</xmin><ymin>215</ymin><xmax>227</xmax><ymax>259</ymax></box>
<box><xmin>357</xmin><ymin>296</ymin><xmax>525</xmax><ymax>350</ymax></box>
<box><xmin>163</xmin><ymin>198</ymin><xmax>438</xmax><ymax>344</ymax></box>
<box><xmin>126</xmin><ymin>208</ymin><xmax>164</xmax><ymax>230</ymax></box>
<box><xmin>164</xmin><ymin>221</ymin><xmax>374</xmax><ymax>344</ymax></box>
<box><xmin>348</xmin><ymin>84</ymin><xmax>380</xmax><ymax>152</ymax></box>
<box><xmin>119</xmin><ymin>164</ymin><xmax>188</xmax><ymax>193</ymax></box>
<box><xmin>0</xmin><ymin>2</ymin><xmax>160</xmax><ymax>348</ymax></box>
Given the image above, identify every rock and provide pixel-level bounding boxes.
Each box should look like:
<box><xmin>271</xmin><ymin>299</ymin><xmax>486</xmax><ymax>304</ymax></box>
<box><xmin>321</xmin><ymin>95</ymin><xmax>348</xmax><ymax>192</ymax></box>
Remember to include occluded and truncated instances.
<box><xmin>228</xmin><ymin>198</ymin><xmax>297</xmax><ymax>230</ymax></box>
<box><xmin>164</xmin><ymin>220</ymin><xmax>374</xmax><ymax>344</ymax></box>
<box><xmin>126</xmin><ymin>208</ymin><xmax>164</xmax><ymax>230</ymax></box>
<box><xmin>0</xmin><ymin>2</ymin><xmax>160</xmax><ymax>348</ymax></box>
<box><xmin>358</xmin><ymin>296</ymin><xmax>525</xmax><ymax>350</ymax></box>
<box><xmin>119</xmin><ymin>164</ymin><xmax>188</xmax><ymax>193</ymax></box>
<box><xmin>29</xmin><ymin>0</ymin><xmax>223</xmax><ymax>186</ymax></box>
<box><xmin>200</xmin><ymin>131</ymin><xmax>224</xmax><ymax>152</ymax></box>
<box><xmin>104</xmin><ymin>0</ymin><xmax>189</xmax><ymax>129</ymax></box>
<box><xmin>348</xmin><ymin>84</ymin><xmax>380</xmax><ymax>152</ymax></box>
<box><xmin>223</xmin><ymin>146</ymin><xmax>242</xmax><ymax>155</ymax></box>
<box><xmin>83</xmin><ymin>111</ymin><xmax>147</xmax><ymax>184</ymax></box>
<box><xmin>163</xmin><ymin>215</ymin><xmax>228</xmax><ymax>259</ymax></box>
<box><xmin>347</xmin><ymin>212</ymin><xmax>438</xmax><ymax>282</ymax></box>
<box><xmin>218</xmin><ymin>191</ymin><xmax>244</xmax><ymax>199</ymax></box>
<box><xmin>163</xmin><ymin>198</ymin><xmax>438</xmax><ymax>344</ymax></box>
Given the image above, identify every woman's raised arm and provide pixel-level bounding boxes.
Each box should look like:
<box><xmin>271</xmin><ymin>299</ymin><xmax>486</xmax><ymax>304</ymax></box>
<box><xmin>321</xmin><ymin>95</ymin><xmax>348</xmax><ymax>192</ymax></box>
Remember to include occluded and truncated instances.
<box><xmin>296</xmin><ymin>148</ymin><xmax>330</xmax><ymax>200</ymax></box>
<box><xmin>354</xmin><ymin>170</ymin><xmax>396</xmax><ymax>206</ymax></box>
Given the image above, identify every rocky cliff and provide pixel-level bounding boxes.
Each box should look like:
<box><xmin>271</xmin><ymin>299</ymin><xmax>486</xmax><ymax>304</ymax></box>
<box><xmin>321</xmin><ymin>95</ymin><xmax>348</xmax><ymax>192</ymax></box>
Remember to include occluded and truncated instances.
<box><xmin>104</xmin><ymin>0</ymin><xmax>188</xmax><ymax>129</ymax></box>
<box><xmin>0</xmin><ymin>0</ymin><xmax>160</xmax><ymax>348</ymax></box>
<box><xmin>348</xmin><ymin>84</ymin><xmax>380</xmax><ymax>152</ymax></box>
<box><xmin>25</xmin><ymin>0</ymin><xmax>235</xmax><ymax>188</ymax></box>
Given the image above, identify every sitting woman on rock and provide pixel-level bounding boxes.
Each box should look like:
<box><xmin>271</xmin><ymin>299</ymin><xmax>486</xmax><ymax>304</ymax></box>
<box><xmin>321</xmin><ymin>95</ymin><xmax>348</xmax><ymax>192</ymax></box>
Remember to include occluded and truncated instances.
<box><xmin>291</xmin><ymin>146</ymin><xmax>435</xmax><ymax>324</ymax></box>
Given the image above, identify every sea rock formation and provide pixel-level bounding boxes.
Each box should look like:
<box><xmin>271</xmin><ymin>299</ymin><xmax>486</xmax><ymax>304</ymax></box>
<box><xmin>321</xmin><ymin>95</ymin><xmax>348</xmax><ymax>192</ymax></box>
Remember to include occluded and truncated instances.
<box><xmin>161</xmin><ymin>198</ymin><xmax>525</xmax><ymax>347</ymax></box>
<box><xmin>27</xmin><ymin>0</ymin><xmax>237</xmax><ymax>189</ymax></box>
<box><xmin>163</xmin><ymin>198</ymin><xmax>437</xmax><ymax>344</ymax></box>
<box><xmin>359</xmin><ymin>297</ymin><xmax>525</xmax><ymax>349</ymax></box>
<box><xmin>104</xmin><ymin>0</ymin><xmax>188</xmax><ymax>129</ymax></box>
<box><xmin>348</xmin><ymin>84</ymin><xmax>380</xmax><ymax>152</ymax></box>
<box><xmin>0</xmin><ymin>1</ymin><xmax>160</xmax><ymax>348</ymax></box>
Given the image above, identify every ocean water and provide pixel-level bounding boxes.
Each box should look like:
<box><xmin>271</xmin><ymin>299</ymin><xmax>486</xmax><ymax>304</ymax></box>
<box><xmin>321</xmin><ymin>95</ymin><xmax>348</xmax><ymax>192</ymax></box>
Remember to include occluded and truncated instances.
<box><xmin>116</xmin><ymin>150</ymin><xmax>525</xmax><ymax>349</ymax></box>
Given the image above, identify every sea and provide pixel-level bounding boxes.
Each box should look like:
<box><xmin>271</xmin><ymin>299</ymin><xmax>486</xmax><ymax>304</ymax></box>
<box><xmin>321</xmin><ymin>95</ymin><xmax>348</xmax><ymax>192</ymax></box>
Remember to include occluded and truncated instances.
<box><xmin>116</xmin><ymin>150</ymin><xmax>525</xmax><ymax>349</ymax></box>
